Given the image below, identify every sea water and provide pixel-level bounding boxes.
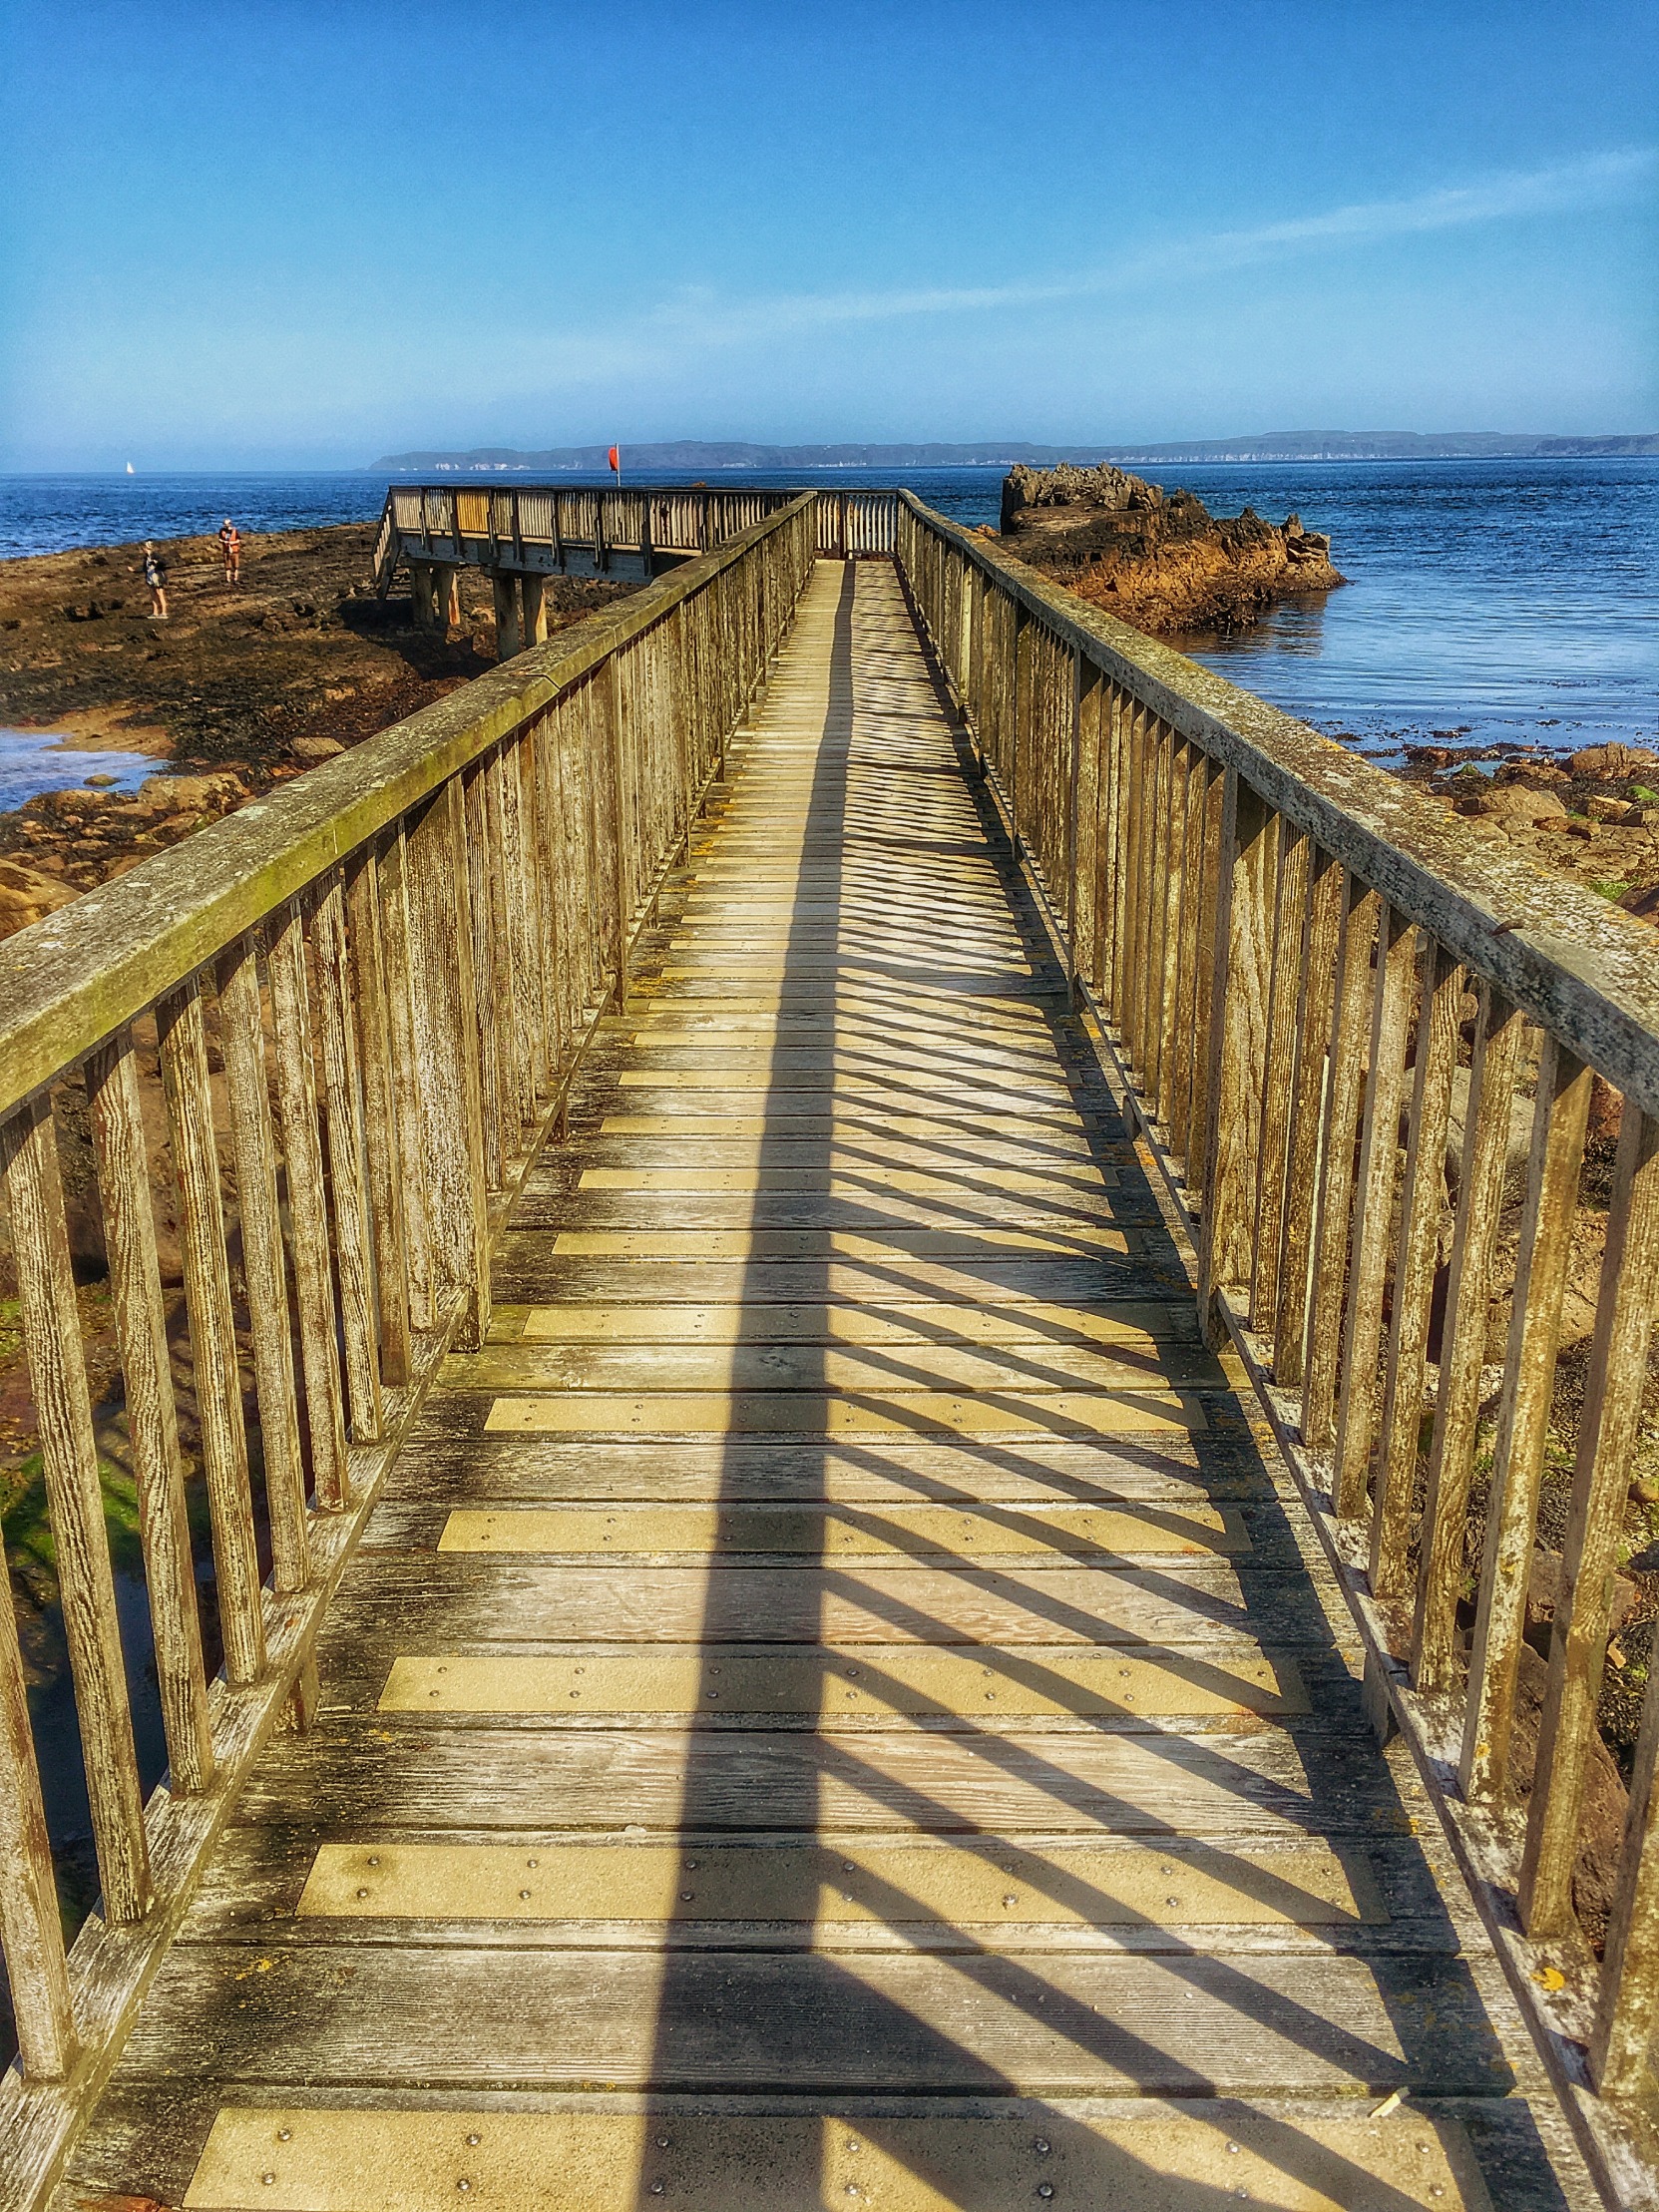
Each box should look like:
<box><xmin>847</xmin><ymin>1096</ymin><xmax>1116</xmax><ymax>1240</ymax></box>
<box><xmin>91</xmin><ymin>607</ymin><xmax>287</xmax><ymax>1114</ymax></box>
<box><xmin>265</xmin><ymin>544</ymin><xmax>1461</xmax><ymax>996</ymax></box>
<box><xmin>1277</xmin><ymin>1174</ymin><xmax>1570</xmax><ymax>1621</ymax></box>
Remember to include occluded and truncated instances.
<box><xmin>1</xmin><ymin>459</ymin><xmax>1653</xmax><ymax>781</ymax></box>
<box><xmin>0</xmin><ymin>730</ymin><xmax>159</xmax><ymax>812</ymax></box>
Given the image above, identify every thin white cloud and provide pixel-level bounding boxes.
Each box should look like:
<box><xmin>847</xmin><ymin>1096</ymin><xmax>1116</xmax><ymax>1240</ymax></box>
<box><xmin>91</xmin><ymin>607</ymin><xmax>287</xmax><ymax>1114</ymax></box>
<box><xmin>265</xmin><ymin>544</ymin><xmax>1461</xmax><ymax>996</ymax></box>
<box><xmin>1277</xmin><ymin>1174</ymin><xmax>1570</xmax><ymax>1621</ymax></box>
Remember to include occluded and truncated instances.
<box><xmin>634</xmin><ymin>147</ymin><xmax>1659</xmax><ymax>349</ymax></box>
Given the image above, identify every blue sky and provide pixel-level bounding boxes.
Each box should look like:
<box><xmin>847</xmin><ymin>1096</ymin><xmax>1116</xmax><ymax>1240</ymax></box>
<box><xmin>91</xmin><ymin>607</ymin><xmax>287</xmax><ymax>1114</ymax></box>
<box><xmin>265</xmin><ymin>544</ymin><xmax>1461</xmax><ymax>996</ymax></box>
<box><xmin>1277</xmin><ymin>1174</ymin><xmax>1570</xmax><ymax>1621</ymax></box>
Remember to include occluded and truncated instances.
<box><xmin>1</xmin><ymin>0</ymin><xmax>1654</xmax><ymax>467</ymax></box>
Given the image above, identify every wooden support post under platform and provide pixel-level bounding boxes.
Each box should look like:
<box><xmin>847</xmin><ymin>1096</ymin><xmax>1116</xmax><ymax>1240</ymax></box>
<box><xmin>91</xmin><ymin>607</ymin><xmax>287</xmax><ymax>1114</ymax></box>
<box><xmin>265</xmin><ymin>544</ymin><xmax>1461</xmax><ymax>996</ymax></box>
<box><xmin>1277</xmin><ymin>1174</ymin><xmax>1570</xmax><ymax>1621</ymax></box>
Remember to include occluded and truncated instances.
<box><xmin>435</xmin><ymin>565</ymin><xmax>462</xmax><ymax>631</ymax></box>
<box><xmin>492</xmin><ymin>571</ymin><xmax>523</xmax><ymax>660</ymax></box>
<box><xmin>521</xmin><ymin>571</ymin><xmax>548</xmax><ymax>648</ymax></box>
<box><xmin>409</xmin><ymin>561</ymin><xmax>437</xmax><ymax>631</ymax></box>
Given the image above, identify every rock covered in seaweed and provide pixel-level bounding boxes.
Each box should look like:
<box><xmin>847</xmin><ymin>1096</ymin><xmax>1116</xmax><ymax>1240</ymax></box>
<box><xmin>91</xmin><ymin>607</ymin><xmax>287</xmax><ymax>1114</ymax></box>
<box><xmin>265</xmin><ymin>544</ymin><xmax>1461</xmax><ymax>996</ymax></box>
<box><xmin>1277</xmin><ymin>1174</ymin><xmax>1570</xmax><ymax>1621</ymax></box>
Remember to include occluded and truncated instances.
<box><xmin>996</xmin><ymin>462</ymin><xmax>1345</xmax><ymax>636</ymax></box>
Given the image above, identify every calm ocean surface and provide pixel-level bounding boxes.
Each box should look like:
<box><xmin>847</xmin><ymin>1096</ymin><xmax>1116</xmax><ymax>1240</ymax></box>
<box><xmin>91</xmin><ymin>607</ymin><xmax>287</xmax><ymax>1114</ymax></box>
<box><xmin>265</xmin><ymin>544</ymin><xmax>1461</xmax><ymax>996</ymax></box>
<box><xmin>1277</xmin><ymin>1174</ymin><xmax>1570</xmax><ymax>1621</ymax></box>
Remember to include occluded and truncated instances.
<box><xmin>2</xmin><ymin>460</ymin><xmax>1654</xmax><ymax>779</ymax></box>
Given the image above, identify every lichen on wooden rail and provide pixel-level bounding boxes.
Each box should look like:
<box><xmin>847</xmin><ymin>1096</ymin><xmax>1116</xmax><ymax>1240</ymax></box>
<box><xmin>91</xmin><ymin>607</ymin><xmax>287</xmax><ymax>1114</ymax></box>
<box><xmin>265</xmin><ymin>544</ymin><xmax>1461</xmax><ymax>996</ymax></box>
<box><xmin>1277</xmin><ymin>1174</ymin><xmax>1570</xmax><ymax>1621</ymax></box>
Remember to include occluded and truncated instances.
<box><xmin>897</xmin><ymin>488</ymin><xmax>1659</xmax><ymax>2206</ymax></box>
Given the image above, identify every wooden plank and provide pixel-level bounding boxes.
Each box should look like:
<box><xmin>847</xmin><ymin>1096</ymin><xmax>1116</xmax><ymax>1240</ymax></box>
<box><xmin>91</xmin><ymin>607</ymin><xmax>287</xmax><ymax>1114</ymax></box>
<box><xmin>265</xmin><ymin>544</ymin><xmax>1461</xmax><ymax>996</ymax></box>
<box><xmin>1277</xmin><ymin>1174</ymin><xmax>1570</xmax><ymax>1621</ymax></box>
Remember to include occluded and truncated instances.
<box><xmin>543</xmin><ymin>1228</ymin><xmax>1136</xmax><ymax>1259</ymax></box>
<box><xmin>513</xmin><ymin>1299</ymin><xmax>1193</xmax><ymax>1347</ymax></box>
<box><xmin>292</xmin><ymin>1835</ymin><xmax>1379</xmax><ymax>1926</ymax></box>
<box><xmin>115</xmin><ymin>1945</ymin><xmax>1508</xmax><ymax>2095</ymax></box>
<box><xmin>593</xmin><ymin>1116</ymin><xmax>1120</xmax><ymax>1147</ymax></box>
<box><xmin>442</xmin><ymin>1340</ymin><xmax>1222</xmax><ymax>1395</ymax></box>
<box><xmin>309</xmin><ymin>1559</ymin><xmax>1300</xmax><ymax>1650</ymax></box>
<box><xmin>480</xmin><ymin>1388</ymin><xmax>1203</xmax><ymax>1438</ymax></box>
<box><xmin>234</xmin><ymin>1710</ymin><xmax>1414</xmax><ymax>1835</ymax></box>
<box><xmin>589</xmin><ymin>1089</ymin><xmax>1106</xmax><ymax>1122</ymax></box>
<box><xmin>574</xmin><ymin>1166</ymin><xmax>1121</xmax><ymax>1196</ymax></box>
<box><xmin>375</xmin><ymin>1646</ymin><xmax>1305</xmax><ymax>1719</ymax></box>
<box><xmin>433</xmin><ymin>1501</ymin><xmax>1248</xmax><ymax>1558</ymax></box>
<box><xmin>490</xmin><ymin>1252</ymin><xmax>1173</xmax><ymax>1306</ymax></box>
<box><xmin>172</xmin><ymin>2103</ymin><xmax>1498</xmax><ymax>2212</ymax></box>
<box><xmin>368</xmin><ymin>1434</ymin><xmax>1274</xmax><ymax>1506</ymax></box>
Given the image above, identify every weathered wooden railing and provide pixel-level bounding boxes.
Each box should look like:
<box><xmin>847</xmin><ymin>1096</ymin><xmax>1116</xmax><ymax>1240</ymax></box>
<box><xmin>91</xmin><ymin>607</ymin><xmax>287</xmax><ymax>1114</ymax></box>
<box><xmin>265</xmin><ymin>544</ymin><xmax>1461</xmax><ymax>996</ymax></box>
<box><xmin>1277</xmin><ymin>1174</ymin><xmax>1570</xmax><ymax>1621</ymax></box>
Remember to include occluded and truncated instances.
<box><xmin>0</xmin><ymin>495</ymin><xmax>814</xmax><ymax>2185</ymax></box>
<box><xmin>899</xmin><ymin>492</ymin><xmax>1659</xmax><ymax>2200</ymax></box>
<box><xmin>377</xmin><ymin>483</ymin><xmax>900</xmax><ymax>596</ymax></box>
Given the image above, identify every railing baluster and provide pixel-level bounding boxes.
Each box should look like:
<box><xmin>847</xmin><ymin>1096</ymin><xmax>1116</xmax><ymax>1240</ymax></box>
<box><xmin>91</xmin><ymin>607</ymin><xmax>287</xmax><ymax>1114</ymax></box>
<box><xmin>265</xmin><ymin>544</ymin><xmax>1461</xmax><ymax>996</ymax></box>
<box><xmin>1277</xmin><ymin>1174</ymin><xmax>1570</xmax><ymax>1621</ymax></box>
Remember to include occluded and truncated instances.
<box><xmin>1332</xmin><ymin>905</ymin><xmax>1419</xmax><ymax>1517</ymax></box>
<box><xmin>267</xmin><ymin>900</ymin><xmax>349</xmax><ymax>1508</ymax></box>
<box><xmin>1</xmin><ymin>1095</ymin><xmax>153</xmax><ymax>1918</ymax></box>
<box><xmin>489</xmin><ymin>737</ymin><xmax>543</xmax><ymax>1133</ymax></box>
<box><xmin>1301</xmin><ymin>874</ymin><xmax>1380</xmax><ymax>1449</ymax></box>
<box><xmin>157</xmin><ymin>980</ymin><xmax>266</xmax><ymax>1687</ymax></box>
<box><xmin>214</xmin><ymin>934</ymin><xmax>308</xmax><ymax>1592</ymax></box>
<box><xmin>403</xmin><ymin>780</ymin><xmax>492</xmax><ymax>1349</ymax></box>
<box><xmin>311</xmin><ymin>876</ymin><xmax>382</xmax><ymax>1443</ymax></box>
<box><xmin>1168</xmin><ymin>743</ymin><xmax>1211</xmax><ymax>1172</ymax></box>
<box><xmin>1182</xmin><ymin>760</ymin><xmax>1227</xmax><ymax>1214</ymax></box>
<box><xmin>461</xmin><ymin>759</ymin><xmax>508</xmax><ymax>1192</ymax></box>
<box><xmin>86</xmin><ymin>1033</ymin><xmax>214</xmax><ymax>1791</ymax></box>
<box><xmin>1370</xmin><ymin>940</ymin><xmax>1462</xmax><ymax>1600</ymax></box>
<box><xmin>1141</xmin><ymin>725</ymin><xmax>1185</xmax><ymax>1114</ymax></box>
<box><xmin>1459</xmin><ymin>1038</ymin><xmax>1592</xmax><ymax>1795</ymax></box>
<box><xmin>375</xmin><ymin>826</ymin><xmax>435</xmax><ymax>1338</ymax></box>
<box><xmin>346</xmin><ymin>846</ymin><xmax>412</xmax><ymax>1387</ymax></box>
<box><xmin>1411</xmin><ymin>987</ymin><xmax>1527</xmax><ymax>1692</ymax></box>
<box><xmin>1248</xmin><ymin>825</ymin><xmax>1313</xmax><ymax>1338</ymax></box>
<box><xmin>1272</xmin><ymin>847</ymin><xmax>1342</xmax><ymax>1387</ymax></box>
<box><xmin>1519</xmin><ymin>1103</ymin><xmax>1659</xmax><ymax>1933</ymax></box>
<box><xmin>1593</xmin><ymin>1603</ymin><xmax>1659</xmax><ymax>2093</ymax></box>
<box><xmin>1196</xmin><ymin>773</ymin><xmax>1276</xmax><ymax>1332</ymax></box>
<box><xmin>0</xmin><ymin>1533</ymin><xmax>77</xmax><ymax>2076</ymax></box>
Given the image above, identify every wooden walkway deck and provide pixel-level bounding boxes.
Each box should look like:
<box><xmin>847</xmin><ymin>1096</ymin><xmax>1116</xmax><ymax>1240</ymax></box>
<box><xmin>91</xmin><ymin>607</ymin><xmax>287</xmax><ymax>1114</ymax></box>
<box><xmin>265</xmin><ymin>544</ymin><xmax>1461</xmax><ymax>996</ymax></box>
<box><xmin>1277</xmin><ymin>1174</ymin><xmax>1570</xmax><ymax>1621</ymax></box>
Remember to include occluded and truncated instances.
<box><xmin>60</xmin><ymin>564</ymin><xmax>1592</xmax><ymax>2210</ymax></box>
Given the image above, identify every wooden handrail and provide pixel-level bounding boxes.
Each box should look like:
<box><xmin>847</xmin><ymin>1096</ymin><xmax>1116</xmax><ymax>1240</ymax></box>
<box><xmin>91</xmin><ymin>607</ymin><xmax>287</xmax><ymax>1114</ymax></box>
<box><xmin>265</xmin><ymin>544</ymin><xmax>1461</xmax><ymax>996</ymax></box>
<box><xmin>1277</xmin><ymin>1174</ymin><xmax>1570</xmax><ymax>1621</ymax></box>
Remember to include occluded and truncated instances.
<box><xmin>379</xmin><ymin>484</ymin><xmax>902</xmax><ymax>578</ymax></box>
<box><xmin>897</xmin><ymin>489</ymin><xmax>1659</xmax><ymax>2201</ymax></box>
<box><xmin>0</xmin><ymin>496</ymin><xmax>816</xmax><ymax>2188</ymax></box>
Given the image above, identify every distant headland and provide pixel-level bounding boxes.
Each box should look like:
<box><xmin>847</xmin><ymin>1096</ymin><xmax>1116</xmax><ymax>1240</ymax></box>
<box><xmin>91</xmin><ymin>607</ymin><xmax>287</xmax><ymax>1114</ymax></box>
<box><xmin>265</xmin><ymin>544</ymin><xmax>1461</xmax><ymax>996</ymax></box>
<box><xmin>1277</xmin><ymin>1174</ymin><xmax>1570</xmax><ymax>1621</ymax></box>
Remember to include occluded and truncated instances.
<box><xmin>374</xmin><ymin>430</ymin><xmax>1659</xmax><ymax>471</ymax></box>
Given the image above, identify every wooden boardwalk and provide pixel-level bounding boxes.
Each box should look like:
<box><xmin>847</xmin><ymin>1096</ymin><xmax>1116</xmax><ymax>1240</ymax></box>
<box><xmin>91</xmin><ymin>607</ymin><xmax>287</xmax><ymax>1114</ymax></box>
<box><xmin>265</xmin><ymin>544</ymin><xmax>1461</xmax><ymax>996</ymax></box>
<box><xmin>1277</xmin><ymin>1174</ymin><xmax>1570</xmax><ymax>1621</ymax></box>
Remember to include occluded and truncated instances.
<box><xmin>60</xmin><ymin>564</ymin><xmax>1591</xmax><ymax>2209</ymax></box>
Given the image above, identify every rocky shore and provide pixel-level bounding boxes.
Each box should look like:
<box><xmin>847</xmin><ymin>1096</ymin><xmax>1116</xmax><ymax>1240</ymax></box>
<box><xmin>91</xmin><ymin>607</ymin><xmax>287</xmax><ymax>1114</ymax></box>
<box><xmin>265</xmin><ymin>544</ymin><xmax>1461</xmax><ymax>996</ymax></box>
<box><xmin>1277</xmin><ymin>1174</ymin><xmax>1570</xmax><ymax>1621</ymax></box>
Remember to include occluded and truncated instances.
<box><xmin>1399</xmin><ymin>736</ymin><xmax>1659</xmax><ymax>921</ymax></box>
<box><xmin>996</xmin><ymin>460</ymin><xmax>1346</xmax><ymax>633</ymax></box>
<box><xmin>0</xmin><ymin>521</ymin><xmax>635</xmax><ymax>936</ymax></box>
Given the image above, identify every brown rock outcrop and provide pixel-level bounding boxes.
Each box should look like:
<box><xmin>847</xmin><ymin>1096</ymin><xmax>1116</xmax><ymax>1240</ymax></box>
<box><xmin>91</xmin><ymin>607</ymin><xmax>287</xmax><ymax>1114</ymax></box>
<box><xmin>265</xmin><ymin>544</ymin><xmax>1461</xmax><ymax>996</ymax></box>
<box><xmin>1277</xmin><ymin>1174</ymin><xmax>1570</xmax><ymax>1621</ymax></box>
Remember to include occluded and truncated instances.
<box><xmin>996</xmin><ymin>463</ymin><xmax>1345</xmax><ymax>636</ymax></box>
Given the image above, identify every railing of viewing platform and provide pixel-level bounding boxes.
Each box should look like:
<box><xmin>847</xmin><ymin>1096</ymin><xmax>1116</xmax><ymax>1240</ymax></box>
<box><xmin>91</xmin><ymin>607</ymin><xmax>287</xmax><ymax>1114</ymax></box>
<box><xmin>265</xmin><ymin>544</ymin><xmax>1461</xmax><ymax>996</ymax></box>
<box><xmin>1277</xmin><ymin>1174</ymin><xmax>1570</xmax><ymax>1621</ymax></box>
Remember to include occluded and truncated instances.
<box><xmin>898</xmin><ymin>491</ymin><xmax>1659</xmax><ymax>2189</ymax></box>
<box><xmin>376</xmin><ymin>483</ymin><xmax>899</xmax><ymax>584</ymax></box>
<box><xmin>0</xmin><ymin>498</ymin><xmax>815</xmax><ymax>2160</ymax></box>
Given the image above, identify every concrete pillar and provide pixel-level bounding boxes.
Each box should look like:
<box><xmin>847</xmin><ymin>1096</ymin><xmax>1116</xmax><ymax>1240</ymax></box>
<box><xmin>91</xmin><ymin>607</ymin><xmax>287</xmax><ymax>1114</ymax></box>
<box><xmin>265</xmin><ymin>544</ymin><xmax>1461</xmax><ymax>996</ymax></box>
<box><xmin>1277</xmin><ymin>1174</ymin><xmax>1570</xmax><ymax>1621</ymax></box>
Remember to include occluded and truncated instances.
<box><xmin>436</xmin><ymin>565</ymin><xmax>462</xmax><ymax>631</ymax></box>
<box><xmin>492</xmin><ymin>571</ymin><xmax>523</xmax><ymax>660</ymax></box>
<box><xmin>521</xmin><ymin>572</ymin><xmax>549</xmax><ymax>648</ymax></box>
<box><xmin>410</xmin><ymin>562</ymin><xmax>437</xmax><ymax>631</ymax></box>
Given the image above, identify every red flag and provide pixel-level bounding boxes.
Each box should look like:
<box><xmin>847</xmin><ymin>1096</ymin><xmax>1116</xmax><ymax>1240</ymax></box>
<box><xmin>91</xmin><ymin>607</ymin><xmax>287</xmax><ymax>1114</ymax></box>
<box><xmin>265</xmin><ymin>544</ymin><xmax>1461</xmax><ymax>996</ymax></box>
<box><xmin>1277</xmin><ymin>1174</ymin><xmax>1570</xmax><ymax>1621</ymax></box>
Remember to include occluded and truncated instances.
<box><xmin>607</xmin><ymin>444</ymin><xmax>621</xmax><ymax>476</ymax></box>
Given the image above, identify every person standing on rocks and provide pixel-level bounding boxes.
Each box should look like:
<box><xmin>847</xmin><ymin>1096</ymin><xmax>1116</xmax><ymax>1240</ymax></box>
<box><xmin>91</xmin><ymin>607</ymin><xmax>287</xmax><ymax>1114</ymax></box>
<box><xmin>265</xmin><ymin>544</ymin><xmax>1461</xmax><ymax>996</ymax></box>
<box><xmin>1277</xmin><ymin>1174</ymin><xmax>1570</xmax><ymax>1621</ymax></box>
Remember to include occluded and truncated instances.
<box><xmin>218</xmin><ymin>518</ymin><xmax>241</xmax><ymax>586</ymax></box>
<box><xmin>141</xmin><ymin>541</ymin><xmax>169</xmax><ymax>620</ymax></box>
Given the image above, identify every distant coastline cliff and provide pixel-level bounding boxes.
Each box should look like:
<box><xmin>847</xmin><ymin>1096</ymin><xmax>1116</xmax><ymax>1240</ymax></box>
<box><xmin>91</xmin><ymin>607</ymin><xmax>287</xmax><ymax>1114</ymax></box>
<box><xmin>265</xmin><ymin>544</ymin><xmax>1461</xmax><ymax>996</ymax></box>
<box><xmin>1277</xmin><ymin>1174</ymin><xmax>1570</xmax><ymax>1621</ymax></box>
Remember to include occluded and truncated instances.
<box><xmin>373</xmin><ymin>431</ymin><xmax>1659</xmax><ymax>472</ymax></box>
<box><xmin>996</xmin><ymin>462</ymin><xmax>1345</xmax><ymax>636</ymax></box>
